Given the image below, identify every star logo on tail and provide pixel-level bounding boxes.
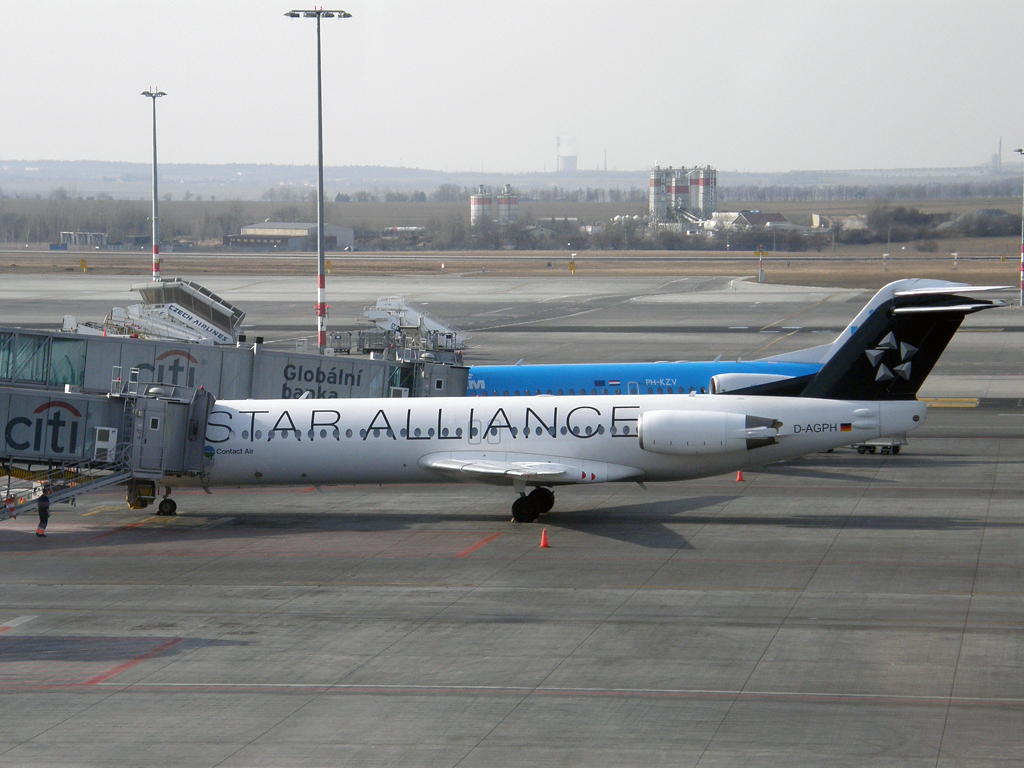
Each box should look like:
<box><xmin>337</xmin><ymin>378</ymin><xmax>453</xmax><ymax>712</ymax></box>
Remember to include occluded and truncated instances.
<box><xmin>865</xmin><ymin>332</ymin><xmax>917</xmax><ymax>382</ymax></box>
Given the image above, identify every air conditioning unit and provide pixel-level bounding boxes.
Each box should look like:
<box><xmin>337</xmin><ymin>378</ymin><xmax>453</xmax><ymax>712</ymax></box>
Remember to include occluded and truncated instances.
<box><xmin>93</xmin><ymin>427</ymin><xmax>118</xmax><ymax>462</ymax></box>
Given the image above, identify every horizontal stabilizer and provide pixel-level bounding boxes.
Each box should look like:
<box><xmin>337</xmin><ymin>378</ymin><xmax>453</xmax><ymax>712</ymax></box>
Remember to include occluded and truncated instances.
<box><xmin>761</xmin><ymin>280</ymin><xmax>1005</xmax><ymax>366</ymax></box>
<box><xmin>799</xmin><ymin>285</ymin><xmax>1007</xmax><ymax>401</ymax></box>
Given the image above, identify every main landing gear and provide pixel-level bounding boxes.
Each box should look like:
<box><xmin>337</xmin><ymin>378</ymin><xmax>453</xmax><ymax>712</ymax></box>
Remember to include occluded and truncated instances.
<box><xmin>511</xmin><ymin>487</ymin><xmax>555</xmax><ymax>523</ymax></box>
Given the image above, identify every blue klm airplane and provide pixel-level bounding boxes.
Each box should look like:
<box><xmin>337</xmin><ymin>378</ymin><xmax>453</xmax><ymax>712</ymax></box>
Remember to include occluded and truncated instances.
<box><xmin>465</xmin><ymin>279</ymin><xmax>992</xmax><ymax>398</ymax></box>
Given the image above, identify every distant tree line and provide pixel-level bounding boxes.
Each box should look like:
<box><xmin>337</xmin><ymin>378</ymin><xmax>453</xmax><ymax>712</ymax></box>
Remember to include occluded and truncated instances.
<box><xmin>2</xmin><ymin>185</ymin><xmax>1019</xmax><ymax>252</ymax></box>
<box><xmin>0</xmin><ymin>192</ymin><xmax>251</xmax><ymax>245</ymax></box>
<box><xmin>719</xmin><ymin>179</ymin><xmax>1021</xmax><ymax>203</ymax></box>
<box><xmin>317</xmin><ymin>184</ymin><xmax>649</xmax><ymax>205</ymax></box>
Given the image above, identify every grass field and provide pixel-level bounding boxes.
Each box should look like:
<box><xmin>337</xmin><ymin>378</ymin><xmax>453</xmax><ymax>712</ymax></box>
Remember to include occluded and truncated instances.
<box><xmin>0</xmin><ymin>198</ymin><xmax>649</xmax><ymax>231</ymax></box>
<box><xmin>2</xmin><ymin>241</ymin><xmax>1020</xmax><ymax>291</ymax></box>
<box><xmin>2</xmin><ymin>196</ymin><xmax>1019</xmax><ymax>235</ymax></box>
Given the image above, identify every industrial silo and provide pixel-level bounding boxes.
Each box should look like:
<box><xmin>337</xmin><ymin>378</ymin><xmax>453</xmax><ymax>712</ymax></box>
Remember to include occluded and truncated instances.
<box><xmin>648</xmin><ymin>166</ymin><xmax>668</xmax><ymax>222</ymax></box>
<box><xmin>667</xmin><ymin>170</ymin><xmax>689</xmax><ymax>214</ymax></box>
<box><xmin>689</xmin><ymin>166</ymin><xmax>716</xmax><ymax>219</ymax></box>
<box><xmin>495</xmin><ymin>184</ymin><xmax>519</xmax><ymax>225</ymax></box>
<box><xmin>470</xmin><ymin>186</ymin><xmax>493</xmax><ymax>227</ymax></box>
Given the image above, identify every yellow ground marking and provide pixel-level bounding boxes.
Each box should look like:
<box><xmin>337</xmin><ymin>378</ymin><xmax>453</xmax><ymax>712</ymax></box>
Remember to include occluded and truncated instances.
<box><xmin>759</xmin><ymin>293</ymin><xmax>837</xmax><ymax>331</ymax></box>
<box><xmin>920</xmin><ymin>398</ymin><xmax>980</xmax><ymax>408</ymax></box>
<box><xmin>749</xmin><ymin>329</ymin><xmax>801</xmax><ymax>356</ymax></box>
<box><xmin>83</xmin><ymin>504</ymin><xmax>126</xmax><ymax>516</ymax></box>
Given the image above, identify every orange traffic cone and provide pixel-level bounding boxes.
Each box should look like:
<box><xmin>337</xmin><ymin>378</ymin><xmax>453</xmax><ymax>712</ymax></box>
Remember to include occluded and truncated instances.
<box><xmin>735</xmin><ymin>470</ymin><xmax>744</xmax><ymax>482</ymax></box>
<box><xmin>539</xmin><ymin>529</ymin><xmax>550</xmax><ymax>548</ymax></box>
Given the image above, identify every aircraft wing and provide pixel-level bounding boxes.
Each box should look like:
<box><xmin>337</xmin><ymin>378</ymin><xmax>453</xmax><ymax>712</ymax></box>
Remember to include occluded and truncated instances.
<box><xmin>423</xmin><ymin>457</ymin><xmax>574</xmax><ymax>480</ymax></box>
<box><xmin>419</xmin><ymin>453</ymin><xmax>645</xmax><ymax>484</ymax></box>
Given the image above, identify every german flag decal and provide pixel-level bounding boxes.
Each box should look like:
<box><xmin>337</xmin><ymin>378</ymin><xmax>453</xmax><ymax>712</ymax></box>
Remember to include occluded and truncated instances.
<box><xmin>840</xmin><ymin>423</ymin><xmax>852</xmax><ymax>432</ymax></box>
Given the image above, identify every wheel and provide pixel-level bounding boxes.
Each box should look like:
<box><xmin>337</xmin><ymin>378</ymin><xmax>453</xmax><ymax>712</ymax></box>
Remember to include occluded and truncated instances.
<box><xmin>880</xmin><ymin>446</ymin><xmax>890</xmax><ymax>455</ymax></box>
<box><xmin>891</xmin><ymin>446</ymin><xmax>901</xmax><ymax>455</ymax></box>
<box><xmin>857</xmin><ymin>446</ymin><xmax>867</xmax><ymax>454</ymax></box>
<box><xmin>868</xmin><ymin>446</ymin><xmax>877</xmax><ymax>454</ymax></box>
<box><xmin>157</xmin><ymin>498</ymin><xmax>177</xmax><ymax>516</ymax></box>
<box><xmin>511</xmin><ymin>495</ymin><xmax>540</xmax><ymax>523</ymax></box>
<box><xmin>528</xmin><ymin>487</ymin><xmax>555</xmax><ymax>514</ymax></box>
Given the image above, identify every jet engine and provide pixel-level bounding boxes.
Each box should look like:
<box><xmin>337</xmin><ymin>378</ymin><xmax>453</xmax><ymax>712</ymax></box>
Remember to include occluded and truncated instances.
<box><xmin>638</xmin><ymin>411</ymin><xmax>781</xmax><ymax>455</ymax></box>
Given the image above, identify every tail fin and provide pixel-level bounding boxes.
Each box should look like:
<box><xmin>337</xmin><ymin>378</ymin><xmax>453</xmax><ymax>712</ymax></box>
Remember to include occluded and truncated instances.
<box><xmin>798</xmin><ymin>285</ymin><xmax>1007</xmax><ymax>400</ymax></box>
<box><xmin>763</xmin><ymin>279</ymin><xmax>980</xmax><ymax>365</ymax></box>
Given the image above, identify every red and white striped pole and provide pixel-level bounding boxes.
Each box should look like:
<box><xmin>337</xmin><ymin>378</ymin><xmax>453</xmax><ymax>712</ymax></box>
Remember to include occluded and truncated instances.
<box><xmin>141</xmin><ymin>88</ymin><xmax>166</xmax><ymax>282</ymax></box>
<box><xmin>1016</xmin><ymin>148</ymin><xmax>1024</xmax><ymax>308</ymax></box>
<box><xmin>286</xmin><ymin>8</ymin><xmax>352</xmax><ymax>353</ymax></box>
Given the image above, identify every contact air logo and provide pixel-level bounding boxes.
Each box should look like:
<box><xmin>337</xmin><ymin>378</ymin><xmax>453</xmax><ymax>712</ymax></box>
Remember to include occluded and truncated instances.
<box><xmin>203</xmin><ymin>445</ymin><xmax>216</xmax><ymax>460</ymax></box>
<box><xmin>4</xmin><ymin>401</ymin><xmax>84</xmax><ymax>454</ymax></box>
<box><xmin>136</xmin><ymin>350</ymin><xmax>199</xmax><ymax>387</ymax></box>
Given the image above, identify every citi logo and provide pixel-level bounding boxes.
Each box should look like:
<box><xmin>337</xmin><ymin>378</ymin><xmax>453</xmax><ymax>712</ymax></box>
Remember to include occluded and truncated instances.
<box><xmin>4</xmin><ymin>401</ymin><xmax>84</xmax><ymax>454</ymax></box>
<box><xmin>136</xmin><ymin>350</ymin><xmax>199</xmax><ymax>387</ymax></box>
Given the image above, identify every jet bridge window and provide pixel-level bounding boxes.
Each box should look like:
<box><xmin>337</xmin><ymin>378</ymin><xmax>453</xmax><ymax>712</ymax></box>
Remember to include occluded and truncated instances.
<box><xmin>48</xmin><ymin>337</ymin><xmax>86</xmax><ymax>387</ymax></box>
<box><xmin>0</xmin><ymin>332</ymin><xmax>13</xmax><ymax>380</ymax></box>
<box><xmin>13</xmin><ymin>334</ymin><xmax>49</xmax><ymax>383</ymax></box>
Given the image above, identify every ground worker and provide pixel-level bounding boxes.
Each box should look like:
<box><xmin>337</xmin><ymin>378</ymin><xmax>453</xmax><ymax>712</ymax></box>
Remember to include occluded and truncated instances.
<box><xmin>36</xmin><ymin>491</ymin><xmax>50</xmax><ymax>537</ymax></box>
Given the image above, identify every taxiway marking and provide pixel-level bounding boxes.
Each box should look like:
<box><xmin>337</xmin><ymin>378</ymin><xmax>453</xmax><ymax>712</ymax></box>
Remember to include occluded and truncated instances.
<box><xmin>91</xmin><ymin>517</ymin><xmax>156</xmax><ymax>539</ymax></box>
<box><xmin>0</xmin><ymin>615</ymin><xmax>38</xmax><ymax>633</ymax></box>
<box><xmin>455</xmin><ymin>532</ymin><xmax>503</xmax><ymax>557</ymax></box>
<box><xmin>83</xmin><ymin>638</ymin><xmax>184</xmax><ymax>686</ymax></box>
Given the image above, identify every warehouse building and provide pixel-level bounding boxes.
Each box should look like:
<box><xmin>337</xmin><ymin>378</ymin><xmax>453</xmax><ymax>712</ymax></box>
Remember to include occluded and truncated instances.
<box><xmin>224</xmin><ymin>222</ymin><xmax>354</xmax><ymax>251</ymax></box>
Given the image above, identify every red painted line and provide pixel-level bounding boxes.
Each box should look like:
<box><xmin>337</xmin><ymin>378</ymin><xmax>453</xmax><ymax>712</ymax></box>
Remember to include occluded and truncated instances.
<box><xmin>455</xmin><ymin>532</ymin><xmax>502</xmax><ymax>557</ymax></box>
<box><xmin>0</xmin><ymin>627</ymin><xmax>10</xmax><ymax>634</ymax></box>
<box><xmin>91</xmin><ymin>517</ymin><xmax>154</xmax><ymax>539</ymax></box>
<box><xmin>83</xmin><ymin>638</ymin><xmax>183</xmax><ymax>686</ymax></box>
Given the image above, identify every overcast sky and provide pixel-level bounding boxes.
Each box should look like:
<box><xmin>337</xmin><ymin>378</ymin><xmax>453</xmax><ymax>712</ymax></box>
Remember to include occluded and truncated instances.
<box><xmin>2</xmin><ymin>1</ymin><xmax>1022</xmax><ymax>173</ymax></box>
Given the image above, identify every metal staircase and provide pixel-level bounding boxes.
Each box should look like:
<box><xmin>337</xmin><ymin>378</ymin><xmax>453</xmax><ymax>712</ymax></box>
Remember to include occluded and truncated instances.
<box><xmin>2</xmin><ymin>457</ymin><xmax>132</xmax><ymax>522</ymax></box>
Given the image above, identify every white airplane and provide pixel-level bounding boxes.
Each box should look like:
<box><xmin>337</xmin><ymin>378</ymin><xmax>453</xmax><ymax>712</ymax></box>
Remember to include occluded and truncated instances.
<box><xmin>163</xmin><ymin>282</ymin><xmax>1004</xmax><ymax>522</ymax></box>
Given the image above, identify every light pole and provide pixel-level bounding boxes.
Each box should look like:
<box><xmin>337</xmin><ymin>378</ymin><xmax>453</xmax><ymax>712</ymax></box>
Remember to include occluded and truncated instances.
<box><xmin>141</xmin><ymin>87</ymin><xmax>166</xmax><ymax>282</ymax></box>
<box><xmin>1015</xmin><ymin>148</ymin><xmax>1024</xmax><ymax>308</ymax></box>
<box><xmin>285</xmin><ymin>8</ymin><xmax>352</xmax><ymax>354</ymax></box>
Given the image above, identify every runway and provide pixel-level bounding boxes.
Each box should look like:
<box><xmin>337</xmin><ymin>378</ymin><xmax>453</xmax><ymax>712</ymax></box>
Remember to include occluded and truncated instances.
<box><xmin>1</xmin><ymin>271</ymin><xmax>1022</xmax><ymax>766</ymax></box>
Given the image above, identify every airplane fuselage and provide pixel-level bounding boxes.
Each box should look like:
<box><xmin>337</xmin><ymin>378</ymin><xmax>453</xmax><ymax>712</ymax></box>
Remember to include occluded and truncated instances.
<box><xmin>186</xmin><ymin>394</ymin><xmax>926</xmax><ymax>489</ymax></box>
<box><xmin>465</xmin><ymin>360</ymin><xmax>822</xmax><ymax>397</ymax></box>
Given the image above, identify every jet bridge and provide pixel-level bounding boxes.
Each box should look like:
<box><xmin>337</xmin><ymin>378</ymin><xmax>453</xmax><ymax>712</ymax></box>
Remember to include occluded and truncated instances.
<box><xmin>62</xmin><ymin>278</ymin><xmax>245</xmax><ymax>345</ymax></box>
<box><xmin>1</xmin><ymin>370</ymin><xmax>215</xmax><ymax>521</ymax></box>
<box><xmin>362</xmin><ymin>297</ymin><xmax>467</xmax><ymax>354</ymax></box>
